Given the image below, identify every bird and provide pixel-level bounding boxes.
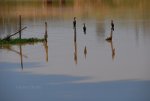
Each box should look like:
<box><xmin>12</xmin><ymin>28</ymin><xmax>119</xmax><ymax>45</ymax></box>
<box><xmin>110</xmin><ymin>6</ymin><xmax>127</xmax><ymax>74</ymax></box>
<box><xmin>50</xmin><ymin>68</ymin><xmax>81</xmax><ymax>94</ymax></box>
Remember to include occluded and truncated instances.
<box><xmin>106</xmin><ymin>20</ymin><xmax>114</xmax><ymax>41</ymax></box>
<box><xmin>83</xmin><ymin>23</ymin><xmax>86</xmax><ymax>34</ymax></box>
<box><xmin>73</xmin><ymin>17</ymin><xmax>76</xmax><ymax>28</ymax></box>
<box><xmin>111</xmin><ymin>20</ymin><xmax>114</xmax><ymax>31</ymax></box>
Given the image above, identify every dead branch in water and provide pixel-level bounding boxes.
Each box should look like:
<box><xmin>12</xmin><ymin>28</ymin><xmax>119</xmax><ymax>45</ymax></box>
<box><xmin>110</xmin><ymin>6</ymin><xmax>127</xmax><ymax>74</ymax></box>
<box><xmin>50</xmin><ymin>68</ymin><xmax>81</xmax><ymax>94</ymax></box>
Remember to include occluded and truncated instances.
<box><xmin>3</xmin><ymin>27</ymin><xmax>27</xmax><ymax>41</ymax></box>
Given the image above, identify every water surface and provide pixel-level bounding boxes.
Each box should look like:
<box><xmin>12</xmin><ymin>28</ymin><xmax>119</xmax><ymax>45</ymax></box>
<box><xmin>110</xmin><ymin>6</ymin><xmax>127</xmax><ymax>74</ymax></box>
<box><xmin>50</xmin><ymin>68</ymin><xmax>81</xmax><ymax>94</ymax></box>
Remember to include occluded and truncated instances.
<box><xmin>0</xmin><ymin>0</ymin><xmax>150</xmax><ymax>101</ymax></box>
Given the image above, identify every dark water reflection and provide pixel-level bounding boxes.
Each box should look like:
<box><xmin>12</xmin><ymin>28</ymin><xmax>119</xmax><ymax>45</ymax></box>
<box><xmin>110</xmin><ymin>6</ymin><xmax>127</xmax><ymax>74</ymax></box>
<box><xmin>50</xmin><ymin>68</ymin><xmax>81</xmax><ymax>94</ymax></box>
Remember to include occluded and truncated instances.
<box><xmin>74</xmin><ymin>40</ymin><xmax>77</xmax><ymax>65</ymax></box>
<box><xmin>0</xmin><ymin>0</ymin><xmax>150</xmax><ymax>101</ymax></box>
<box><xmin>0</xmin><ymin>41</ymin><xmax>48</xmax><ymax>70</ymax></box>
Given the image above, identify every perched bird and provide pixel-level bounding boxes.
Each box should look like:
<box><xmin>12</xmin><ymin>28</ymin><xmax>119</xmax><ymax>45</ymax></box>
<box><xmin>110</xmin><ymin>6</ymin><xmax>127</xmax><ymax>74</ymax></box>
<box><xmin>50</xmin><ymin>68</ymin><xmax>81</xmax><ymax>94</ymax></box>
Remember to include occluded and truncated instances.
<box><xmin>73</xmin><ymin>17</ymin><xmax>76</xmax><ymax>28</ymax></box>
<box><xmin>83</xmin><ymin>23</ymin><xmax>86</xmax><ymax>34</ymax></box>
<box><xmin>106</xmin><ymin>20</ymin><xmax>114</xmax><ymax>41</ymax></box>
<box><xmin>111</xmin><ymin>20</ymin><xmax>114</xmax><ymax>31</ymax></box>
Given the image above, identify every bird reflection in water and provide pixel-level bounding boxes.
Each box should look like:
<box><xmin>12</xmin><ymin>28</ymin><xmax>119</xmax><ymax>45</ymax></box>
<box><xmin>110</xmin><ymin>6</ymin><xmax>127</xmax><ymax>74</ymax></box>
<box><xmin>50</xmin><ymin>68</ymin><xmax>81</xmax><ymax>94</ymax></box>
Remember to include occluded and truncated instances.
<box><xmin>84</xmin><ymin>46</ymin><xmax>87</xmax><ymax>59</ymax></box>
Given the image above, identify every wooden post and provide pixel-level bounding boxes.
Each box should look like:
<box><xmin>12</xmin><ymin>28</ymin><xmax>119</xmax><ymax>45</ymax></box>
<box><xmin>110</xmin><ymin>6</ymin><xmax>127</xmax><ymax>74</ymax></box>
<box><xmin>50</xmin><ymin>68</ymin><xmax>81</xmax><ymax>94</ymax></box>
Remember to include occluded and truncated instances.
<box><xmin>110</xmin><ymin>29</ymin><xmax>113</xmax><ymax>38</ymax></box>
<box><xmin>44</xmin><ymin>22</ymin><xmax>48</xmax><ymax>41</ymax></box>
<box><xmin>45</xmin><ymin>22</ymin><xmax>47</xmax><ymax>33</ymax></box>
<box><xmin>19</xmin><ymin>15</ymin><xmax>22</xmax><ymax>39</ymax></box>
<box><xmin>74</xmin><ymin>28</ymin><xmax>76</xmax><ymax>42</ymax></box>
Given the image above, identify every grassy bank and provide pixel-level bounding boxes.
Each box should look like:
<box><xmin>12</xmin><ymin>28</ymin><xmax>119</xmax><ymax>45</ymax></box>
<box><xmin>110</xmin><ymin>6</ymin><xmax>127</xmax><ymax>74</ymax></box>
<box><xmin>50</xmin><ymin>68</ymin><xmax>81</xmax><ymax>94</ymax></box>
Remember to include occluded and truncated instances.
<box><xmin>0</xmin><ymin>38</ymin><xmax>45</xmax><ymax>45</ymax></box>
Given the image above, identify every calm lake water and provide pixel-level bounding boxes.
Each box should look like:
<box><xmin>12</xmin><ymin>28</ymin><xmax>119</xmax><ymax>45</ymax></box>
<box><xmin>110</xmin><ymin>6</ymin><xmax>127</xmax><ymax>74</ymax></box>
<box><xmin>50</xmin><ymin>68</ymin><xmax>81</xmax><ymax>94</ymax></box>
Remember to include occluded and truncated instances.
<box><xmin>0</xmin><ymin>0</ymin><xmax>150</xmax><ymax>101</ymax></box>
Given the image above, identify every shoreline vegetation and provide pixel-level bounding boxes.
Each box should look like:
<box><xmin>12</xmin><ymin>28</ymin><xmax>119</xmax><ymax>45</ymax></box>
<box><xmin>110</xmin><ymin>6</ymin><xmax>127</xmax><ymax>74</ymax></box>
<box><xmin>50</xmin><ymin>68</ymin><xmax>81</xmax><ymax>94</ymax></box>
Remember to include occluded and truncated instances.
<box><xmin>0</xmin><ymin>38</ymin><xmax>45</xmax><ymax>45</ymax></box>
<box><xmin>0</xmin><ymin>0</ymin><xmax>149</xmax><ymax>20</ymax></box>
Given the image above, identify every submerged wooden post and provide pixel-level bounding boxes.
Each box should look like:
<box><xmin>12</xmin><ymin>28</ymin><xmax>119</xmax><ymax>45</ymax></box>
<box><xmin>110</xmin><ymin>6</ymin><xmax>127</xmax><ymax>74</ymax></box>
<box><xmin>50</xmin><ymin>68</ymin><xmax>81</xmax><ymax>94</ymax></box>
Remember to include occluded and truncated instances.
<box><xmin>44</xmin><ymin>22</ymin><xmax>48</xmax><ymax>41</ymax></box>
<box><xmin>19</xmin><ymin>15</ymin><xmax>22</xmax><ymax>39</ymax></box>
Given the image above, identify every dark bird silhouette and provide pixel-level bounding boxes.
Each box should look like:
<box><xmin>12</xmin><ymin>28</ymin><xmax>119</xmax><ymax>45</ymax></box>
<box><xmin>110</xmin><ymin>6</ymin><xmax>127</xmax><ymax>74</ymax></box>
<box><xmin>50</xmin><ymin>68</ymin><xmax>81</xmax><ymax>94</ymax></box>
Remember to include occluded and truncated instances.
<box><xmin>73</xmin><ymin>17</ymin><xmax>76</xmax><ymax>28</ymax></box>
<box><xmin>83</xmin><ymin>23</ymin><xmax>86</xmax><ymax>34</ymax></box>
<box><xmin>106</xmin><ymin>20</ymin><xmax>114</xmax><ymax>41</ymax></box>
<box><xmin>111</xmin><ymin>20</ymin><xmax>114</xmax><ymax>31</ymax></box>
